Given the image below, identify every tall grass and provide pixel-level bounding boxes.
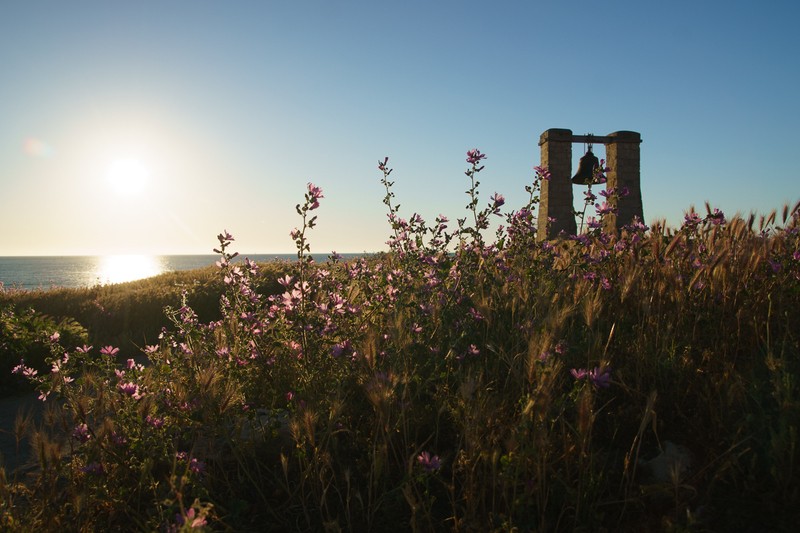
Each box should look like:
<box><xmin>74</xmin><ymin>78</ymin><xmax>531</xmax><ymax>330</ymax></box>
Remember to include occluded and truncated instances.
<box><xmin>1</xmin><ymin>155</ymin><xmax>798</xmax><ymax>531</ymax></box>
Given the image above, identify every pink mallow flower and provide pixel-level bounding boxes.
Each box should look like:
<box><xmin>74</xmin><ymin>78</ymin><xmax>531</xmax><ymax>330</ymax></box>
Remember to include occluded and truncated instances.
<box><xmin>100</xmin><ymin>345</ymin><xmax>120</xmax><ymax>357</ymax></box>
<box><xmin>466</xmin><ymin>148</ymin><xmax>487</xmax><ymax>165</ymax></box>
<box><xmin>118</xmin><ymin>381</ymin><xmax>144</xmax><ymax>400</ymax></box>
<box><xmin>589</xmin><ymin>367</ymin><xmax>612</xmax><ymax>388</ymax></box>
<box><xmin>307</xmin><ymin>182</ymin><xmax>324</xmax><ymax>210</ymax></box>
<box><xmin>72</xmin><ymin>423</ymin><xmax>91</xmax><ymax>443</ymax></box>
<box><xmin>417</xmin><ymin>451</ymin><xmax>442</xmax><ymax>472</ymax></box>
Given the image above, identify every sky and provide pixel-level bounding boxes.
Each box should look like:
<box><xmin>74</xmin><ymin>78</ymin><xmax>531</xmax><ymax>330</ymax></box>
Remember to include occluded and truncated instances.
<box><xmin>1</xmin><ymin>0</ymin><xmax>799</xmax><ymax>256</ymax></box>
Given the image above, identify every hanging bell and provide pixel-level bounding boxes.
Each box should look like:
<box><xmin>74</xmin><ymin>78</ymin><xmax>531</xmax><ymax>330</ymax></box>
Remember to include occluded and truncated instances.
<box><xmin>571</xmin><ymin>148</ymin><xmax>600</xmax><ymax>185</ymax></box>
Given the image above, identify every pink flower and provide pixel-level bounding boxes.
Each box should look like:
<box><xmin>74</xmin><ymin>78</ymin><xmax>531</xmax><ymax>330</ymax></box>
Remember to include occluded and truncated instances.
<box><xmin>709</xmin><ymin>208</ymin><xmax>726</xmax><ymax>225</ymax></box>
<box><xmin>307</xmin><ymin>182</ymin><xmax>324</xmax><ymax>210</ymax></box>
<box><xmin>175</xmin><ymin>507</ymin><xmax>207</xmax><ymax>528</ymax></box>
<box><xmin>12</xmin><ymin>361</ymin><xmax>37</xmax><ymax>378</ymax></box>
<box><xmin>589</xmin><ymin>367</ymin><xmax>612</xmax><ymax>388</ymax></box>
<box><xmin>417</xmin><ymin>451</ymin><xmax>442</xmax><ymax>472</ymax></box>
<box><xmin>73</xmin><ymin>423</ymin><xmax>91</xmax><ymax>443</ymax></box>
<box><xmin>100</xmin><ymin>345</ymin><xmax>120</xmax><ymax>357</ymax></box>
<box><xmin>570</xmin><ymin>368</ymin><xmax>588</xmax><ymax>380</ymax></box>
<box><xmin>595</xmin><ymin>202</ymin><xmax>616</xmax><ymax>216</ymax></box>
<box><xmin>533</xmin><ymin>165</ymin><xmax>551</xmax><ymax>181</ymax></box>
<box><xmin>118</xmin><ymin>381</ymin><xmax>144</xmax><ymax>399</ymax></box>
<box><xmin>466</xmin><ymin>148</ymin><xmax>486</xmax><ymax>165</ymax></box>
<box><xmin>146</xmin><ymin>415</ymin><xmax>165</xmax><ymax>428</ymax></box>
<box><xmin>490</xmin><ymin>192</ymin><xmax>505</xmax><ymax>208</ymax></box>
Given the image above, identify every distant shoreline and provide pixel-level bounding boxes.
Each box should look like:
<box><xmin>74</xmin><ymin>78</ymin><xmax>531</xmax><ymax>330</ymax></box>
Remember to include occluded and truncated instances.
<box><xmin>0</xmin><ymin>253</ymin><xmax>368</xmax><ymax>291</ymax></box>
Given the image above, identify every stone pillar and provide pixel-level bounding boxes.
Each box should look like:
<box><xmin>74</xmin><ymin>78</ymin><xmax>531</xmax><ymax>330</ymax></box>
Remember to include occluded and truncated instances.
<box><xmin>537</xmin><ymin>128</ymin><xmax>576</xmax><ymax>240</ymax></box>
<box><xmin>604</xmin><ymin>131</ymin><xmax>643</xmax><ymax>233</ymax></box>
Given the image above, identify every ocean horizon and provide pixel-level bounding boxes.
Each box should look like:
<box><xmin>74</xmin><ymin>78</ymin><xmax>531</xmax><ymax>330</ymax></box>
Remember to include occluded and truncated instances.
<box><xmin>0</xmin><ymin>253</ymin><xmax>365</xmax><ymax>291</ymax></box>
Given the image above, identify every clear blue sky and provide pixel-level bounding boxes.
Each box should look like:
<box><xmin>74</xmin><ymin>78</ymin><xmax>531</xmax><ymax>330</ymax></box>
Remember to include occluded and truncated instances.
<box><xmin>1</xmin><ymin>0</ymin><xmax>798</xmax><ymax>255</ymax></box>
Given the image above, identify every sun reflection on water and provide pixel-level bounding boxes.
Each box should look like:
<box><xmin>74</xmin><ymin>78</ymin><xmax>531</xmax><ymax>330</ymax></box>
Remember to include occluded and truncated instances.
<box><xmin>96</xmin><ymin>255</ymin><xmax>165</xmax><ymax>285</ymax></box>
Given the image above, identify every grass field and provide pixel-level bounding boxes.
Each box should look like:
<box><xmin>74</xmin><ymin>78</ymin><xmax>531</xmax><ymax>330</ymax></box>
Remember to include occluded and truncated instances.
<box><xmin>1</xmin><ymin>156</ymin><xmax>798</xmax><ymax>531</ymax></box>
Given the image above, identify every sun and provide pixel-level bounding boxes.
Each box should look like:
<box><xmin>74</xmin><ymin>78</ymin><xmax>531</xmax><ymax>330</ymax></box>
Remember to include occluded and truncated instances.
<box><xmin>106</xmin><ymin>158</ymin><xmax>150</xmax><ymax>196</ymax></box>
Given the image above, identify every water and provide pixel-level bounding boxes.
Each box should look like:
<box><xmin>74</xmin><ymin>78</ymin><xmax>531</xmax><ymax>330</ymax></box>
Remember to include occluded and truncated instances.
<box><xmin>0</xmin><ymin>254</ymin><xmax>361</xmax><ymax>291</ymax></box>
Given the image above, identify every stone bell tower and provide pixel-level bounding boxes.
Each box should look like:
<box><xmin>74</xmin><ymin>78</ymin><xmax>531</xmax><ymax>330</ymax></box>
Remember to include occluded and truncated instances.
<box><xmin>536</xmin><ymin>128</ymin><xmax>643</xmax><ymax>240</ymax></box>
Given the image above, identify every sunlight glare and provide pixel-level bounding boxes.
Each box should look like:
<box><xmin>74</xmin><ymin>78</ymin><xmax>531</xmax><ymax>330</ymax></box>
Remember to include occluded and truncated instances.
<box><xmin>96</xmin><ymin>255</ymin><xmax>164</xmax><ymax>285</ymax></box>
<box><xmin>107</xmin><ymin>158</ymin><xmax>150</xmax><ymax>196</ymax></box>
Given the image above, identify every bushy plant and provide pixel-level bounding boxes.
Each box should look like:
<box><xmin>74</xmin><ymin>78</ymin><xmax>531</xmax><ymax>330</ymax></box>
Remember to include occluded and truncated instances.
<box><xmin>0</xmin><ymin>305</ymin><xmax>87</xmax><ymax>395</ymax></box>
<box><xmin>2</xmin><ymin>151</ymin><xmax>799</xmax><ymax>531</ymax></box>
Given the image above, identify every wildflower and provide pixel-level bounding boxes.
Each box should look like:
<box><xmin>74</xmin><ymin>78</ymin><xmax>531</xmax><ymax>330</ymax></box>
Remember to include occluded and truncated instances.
<box><xmin>146</xmin><ymin>415</ymin><xmax>165</xmax><ymax>428</ymax></box>
<box><xmin>73</xmin><ymin>423</ymin><xmax>91</xmax><ymax>443</ymax></box>
<box><xmin>110</xmin><ymin>431</ymin><xmax>128</xmax><ymax>446</ymax></box>
<box><xmin>683</xmin><ymin>211</ymin><xmax>702</xmax><ymax>227</ymax></box>
<box><xmin>307</xmin><ymin>182</ymin><xmax>324</xmax><ymax>210</ymax></box>
<box><xmin>215</xmin><ymin>347</ymin><xmax>230</xmax><ymax>359</ymax></box>
<box><xmin>175</xmin><ymin>507</ymin><xmax>207</xmax><ymax>529</ymax></box>
<box><xmin>709</xmin><ymin>208</ymin><xmax>726</xmax><ymax>225</ymax></box>
<box><xmin>144</xmin><ymin>344</ymin><xmax>159</xmax><ymax>355</ymax></box>
<box><xmin>466</xmin><ymin>148</ymin><xmax>486</xmax><ymax>165</ymax></box>
<box><xmin>12</xmin><ymin>361</ymin><xmax>37</xmax><ymax>378</ymax></box>
<box><xmin>588</xmin><ymin>367</ymin><xmax>612</xmax><ymax>388</ymax></box>
<box><xmin>188</xmin><ymin>458</ymin><xmax>206</xmax><ymax>475</ymax></box>
<box><xmin>331</xmin><ymin>340</ymin><xmax>353</xmax><ymax>358</ymax></box>
<box><xmin>378</xmin><ymin>156</ymin><xmax>390</xmax><ymax>172</ymax></box>
<box><xmin>595</xmin><ymin>202</ymin><xmax>617</xmax><ymax>216</ymax></box>
<box><xmin>118</xmin><ymin>381</ymin><xmax>144</xmax><ymax>400</ymax></box>
<box><xmin>467</xmin><ymin>344</ymin><xmax>480</xmax><ymax>356</ymax></box>
<box><xmin>80</xmin><ymin>462</ymin><xmax>104</xmax><ymax>475</ymax></box>
<box><xmin>76</xmin><ymin>344</ymin><xmax>93</xmax><ymax>354</ymax></box>
<box><xmin>417</xmin><ymin>451</ymin><xmax>442</xmax><ymax>472</ymax></box>
<box><xmin>468</xmin><ymin>307</ymin><xmax>484</xmax><ymax>321</ymax></box>
<box><xmin>218</xmin><ymin>229</ymin><xmax>234</xmax><ymax>242</ymax></box>
<box><xmin>100</xmin><ymin>345</ymin><xmax>120</xmax><ymax>357</ymax></box>
<box><xmin>533</xmin><ymin>165</ymin><xmax>551</xmax><ymax>181</ymax></box>
<box><xmin>490</xmin><ymin>192</ymin><xmax>505</xmax><ymax>208</ymax></box>
<box><xmin>48</xmin><ymin>331</ymin><xmax>60</xmax><ymax>343</ymax></box>
<box><xmin>570</xmin><ymin>368</ymin><xmax>588</xmax><ymax>380</ymax></box>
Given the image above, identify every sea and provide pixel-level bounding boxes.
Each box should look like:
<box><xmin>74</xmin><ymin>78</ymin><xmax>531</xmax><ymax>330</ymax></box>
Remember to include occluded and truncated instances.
<box><xmin>0</xmin><ymin>254</ymin><xmax>362</xmax><ymax>291</ymax></box>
